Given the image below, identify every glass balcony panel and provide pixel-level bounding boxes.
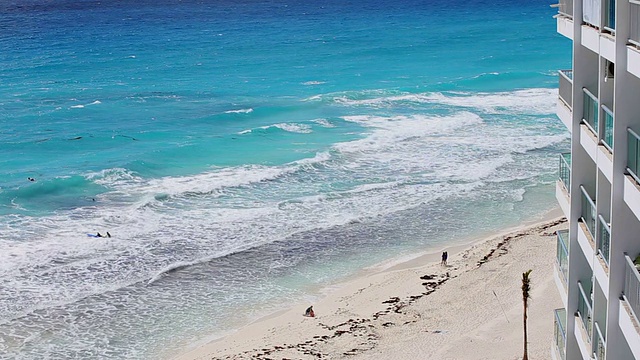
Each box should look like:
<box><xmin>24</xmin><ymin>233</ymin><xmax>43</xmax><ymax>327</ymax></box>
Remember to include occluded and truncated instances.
<box><xmin>583</xmin><ymin>89</ymin><xmax>599</xmax><ymax>133</ymax></box>
<box><xmin>559</xmin><ymin>153</ymin><xmax>571</xmax><ymax>193</ymax></box>
<box><xmin>597</xmin><ymin>215</ymin><xmax>610</xmax><ymax>265</ymax></box>
<box><xmin>559</xmin><ymin>0</ymin><xmax>573</xmax><ymax>17</ymax></box>
<box><xmin>557</xmin><ymin>230</ymin><xmax>569</xmax><ymax>282</ymax></box>
<box><xmin>628</xmin><ymin>129</ymin><xmax>640</xmax><ymax>184</ymax></box>
<box><xmin>577</xmin><ymin>281</ymin><xmax>593</xmax><ymax>338</ymax></box>
<box><xmin>624</xmin><ymin>255</ymin><xmax>640</xmax><ymax>323</ymax></box>
<box><xmin>602</xmin><ymin>106</ymin><xmax>613</xmax><ymax>151</ymax></box>
<box><xmin>583</xmin><ymin>0</ymin><xmax>601</xmax><ymax>28</ymax></box>
<box><xmin>559</xmin><ymin>70</ymin><xmax>573</xmax><ymax>109</ymax></box>
<box><xmin>594</xmin><ymin>321</ymin><xmax>606</xmax><ymax>360</ymax></box>
<box><xmin>580</xmin><ymin>186</ymin><xmax>596</xmax><ymax>238</ymax></box>
<box><xmin>604</xmin><ymin>0</ymin><xmax>615</xmax><ymax>31</ymax></box>
<box><xmin>554</xmin><ymin>308</ymin><xmax>567</xmax><ymax>360</ymax></box>
<box><xmin>631</xmin><ymin>3</ymin><xmax>640</xmax><ymax>45</ymax></box>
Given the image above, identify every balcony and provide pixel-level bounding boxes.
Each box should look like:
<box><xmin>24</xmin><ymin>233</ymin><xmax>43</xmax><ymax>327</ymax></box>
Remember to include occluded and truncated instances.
<box><xmin>553</xmin><ymin>308</ymin><xmax>567</xmax><ymax>360</ymax></box>
<box><xmin>581</xmin><ymin>186</ymin><xmax>596</xmax><ymax>238</ymax></box>
<box><xmin>558</xmin><ymin>70</ymin><xmax>573</xmax><ymax>110</ymax></box>
<box><xmin>583</xmin><ymin>88</ymin><xmax>599</xmax><ymax>135</ymax></box>
<box><xmin>581</xmin><ymin>0</ymin><xmax>601</xmax><ymax>51</ymax></box>
<box><xmin>628</xmin><ymin>128</ymin><xmax>640</xmax><ymax>185</ymax></box>
<box><xmin>602</xmin><ymin>105</ymin><xmax>614</xmax><ymax>152</ymax></box>
<box><xmin>557</xmin><ymin>230</ymin><xmax>569</xmax><ymax>284</ymax></box>
<box><xmin>575</xmin><ymin>281</ymin><xmax>593</xmax><ymax>359</ymax></box>
<box><xmin>583</xmin><ymin>0</ymin><xmax>601</xmax><ymax>28</ymax></box>
<box><xmin>597</xmin><ymin>215</ymin><xmax>610</xmax><ymax>266</ymax></box>
<box><xmin>630</xmin><ymin>3</ymin><xmax>640</xmax><ymax>76</ymax></box>
<box><xmin>594</xmin><ymin>321</ymin><xmax>606</xmax><ymax>359</ymax></box>
<box><xmin>603</xmin><ymin>0</ymin><xmax>615</xmax><ymax>34</ymax></box>
<box><xmin>578</xmin><ymin>186</ymin><xmax>596</xmax><ymax>267</ymax></box>
<box><xmin>555</xmin><ymin>230</ymin><xmax>570</xmax><ymax>305</ymax></box>
<box><xmin>558</xmin><ymin>0</ymin><xmax>573</xmax><ymax>18</ymax></box>
<box><xmin>557</xmin><ymin>70</ymin><xmax>573</xmax><ymax>130</ymax></box>
<box><xmin>559</xmin><ymin>153</ymin><xmax>571</xmax><ymax>193</ymax></box>
<box><xmin>577</xmin><ymin>281</ymin><xmax>593</xmax><ymax>338</ymax></box>
<box><xmin>596</xmin><ymin>104</ymin><xmax>614</xmax><ymax>182</ymax></box>
<box><xmin>626</xmin><ymin>129</ymin><xmax>640</xmax><ymax>220</ymax></box>
<box><xmin>623</xmin><ymin>255</ymin><xmax>640</xmax><ymax>324</ymax></box>
<box><xmin>631</xmin><ymin>2</ymin><xmax>640</xmax><ymax>47</ymax></box>
<box><xmin>555</xmin><ymin>0</ymin><xmax>574</xmax><ymax>39</ymax></box>
<box><xmin>628</xmin><ymin>45</ymin><xmax>640</xmax><ymax>79</ymax></box>
<box><xmin>557</xmin><ymin>153</ymin><xmax>571</xmax><ymax>218</ymax></box>
<box><xmin>620</xmin><ymin>255</ymin><xmax>640</xmax><ymax>358</ymax></box>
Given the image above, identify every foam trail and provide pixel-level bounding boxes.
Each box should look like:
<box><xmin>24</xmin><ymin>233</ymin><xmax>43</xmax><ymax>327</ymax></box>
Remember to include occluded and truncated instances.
<box><xmin>313</xmin><ymin>88</ymin><xmax>557</xmax><ymax>115</ymax></box>
<box><xmin>224</xmin><ymin>108</ymin><xmax>253</xmax><ymax>114</ymax></box>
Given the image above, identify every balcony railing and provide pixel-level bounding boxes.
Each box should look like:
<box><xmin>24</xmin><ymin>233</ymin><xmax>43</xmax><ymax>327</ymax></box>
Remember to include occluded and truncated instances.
<box><xmin>628</xmin><ymin>128</ymin><xmax>640</xmax><ymax>184</ymax></box>
<box><xmin>558</xmin><ymin>70</ymin><xmax>573</xmax><ymax>109</ymax></box>
<box><xmin>604</xmin><ymin>0</ymin><xmax>615</xmax><ymax>33</ymax></box>
<box><xmin>580</xmin><ymin>186</ymin><xmax>597</xmax><ymax>238</ymax></box>
<box><xmin>557</xmin><ymin>230</ymin><xmax>569</xmax><ymax>283</ymax></box>
<box><xmin>554</xmin><ymin>308</ymin><xmax>567</xmax><ymax>360</ymax></box>
<box><xmin>559</xmin><ymin>153</ymin><xmax>571</xmax><ymax>193</ymax></box>
<box><xmin>597</xmin><ymin>215</ymin><xmax>610</xmax><ymax>266</ymax></box>
<box><xmin>623</xmin><ymin>255</ymin><xmax>640</xmax><ymax>324</ymax></box>
<box><xmin>583</xmin><ymin>88</ymin><xmax>599</xmax><ymax>134</ymax></box>
<box><xmin>583</xmin><ymin>0</ymin><xmax>601</xmax><ymax>28</ymax></box>
<box><xmin>594</xmin><ymin>321</ymin><xmax>606</xmax><ymax>360</ymax></box>
<box><xmin>602</xmin><ymin>105</ymin><xmax>614</xmax><ymax>151</ymax></box>
<box><xmin>577</xmin><ymin>281</ymin><xmax>593</xmax><ymax>338</ymax></box>
<box><xmin>558</xmin><ymin>0</ymin><xmax>574</xmax><ymax>17</ymax></box>
<box><xmin>631</xmin><ymin>2</ymin><xmax>640</xmax><ymax>46</ymax></box>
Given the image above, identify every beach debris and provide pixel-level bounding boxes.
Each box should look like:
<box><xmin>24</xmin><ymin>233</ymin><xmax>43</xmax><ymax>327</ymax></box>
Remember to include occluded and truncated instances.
<box><xmin>207</xmin><ymin>219</ymin><xmax>568</xmax><ymax>360</ymax></box>
<box><xmin>381</xmin><ymin>297</ymin><xmax>400</xmax><ymax>304</ymax></box>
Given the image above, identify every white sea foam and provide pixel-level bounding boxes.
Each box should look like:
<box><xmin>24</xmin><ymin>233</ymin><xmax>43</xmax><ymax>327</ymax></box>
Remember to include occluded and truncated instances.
<box><xmin>293</xmin><ymin>151</ymin><xmax>331</xmax><ymax>166</ymax></box>
<box><xmin>320</xmin><ymin>88</ymin><xmax>557</xmax><ymax>115</ymax></box>
<box><xmin>336</xmin><ymin>112</ymin><xmax>484</xmax><ymax>155</ymax></box>
<box><xmin>0</xmin><ymin>85</ymin><xmax>567</xmax><ymax>356</ymax></box>
<box><xmin>270</xmin><ymin>123</ymin><xmax>313</xmax><ymax>133</ymax></box>
<box><xmin>86</xmin><ymin>168</ymin><xmax>144</xmax><ymax>188</ymax></box>
<box><xmin>91</xmin><ymin>152</ymin><xmax>331</xmax><ymax>204</ymax></box>
<box><xmin>240</xmin><ymin>122</ymin><xmax>314</xmax><ymax>135</ymax></box>
<box><xmin>69</xmin><ymin>100</ymin><xmax>101</xmax><ymax>109</ymax></box>
<box><xmin>417</xmin><ymin>88</ymin><xmax>557</xmax><ymax>114</ymax></box>
<box><xmin>246</xmin><ymin>123</ymin><xmax>313</xmax><ymax>134</ymax></box>
<box><xmin>302</xmin><ymin>94</ymin><xmax>322</xmax><ymax>101</ymax></box>
<box><xmin>224</xmin><ymin>108</ymin><xmax>253</xmax><ymax>114</ymax></box>
<box><xmin>302</xmin><ymin>81</ymin><xmax>326</xmax><ymax>85</ymax></box>
<box><xmin>311</xmin><ymin>118</ymin><xmax>335</xmax><ymax>127</ymax></box>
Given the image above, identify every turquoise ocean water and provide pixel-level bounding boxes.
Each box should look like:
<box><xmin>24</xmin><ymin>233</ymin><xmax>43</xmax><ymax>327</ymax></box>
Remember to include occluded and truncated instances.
<box><xmin>0</xmin><ymin>0</ymin><xmax>569</xmax><ymax>358</ymax></box>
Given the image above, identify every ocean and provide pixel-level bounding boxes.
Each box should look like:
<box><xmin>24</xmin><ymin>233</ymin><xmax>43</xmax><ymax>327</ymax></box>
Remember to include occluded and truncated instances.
<box><xmin>0</xmin><ymin>0</ymin><xmax>569</xmax><ymax>358</ymax></box>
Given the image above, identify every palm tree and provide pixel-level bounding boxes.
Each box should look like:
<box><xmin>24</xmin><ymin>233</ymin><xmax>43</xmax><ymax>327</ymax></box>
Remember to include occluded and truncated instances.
<box><xmin>522</xmin><ymin>269</ymin><xmax>532</xmax><ymax>360</ymax></box>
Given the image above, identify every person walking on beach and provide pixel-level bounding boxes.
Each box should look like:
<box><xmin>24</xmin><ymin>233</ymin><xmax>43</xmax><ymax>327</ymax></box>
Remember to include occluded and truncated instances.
<box><xmin>441</xmin><ymin>251</ymin><xmax>448</xmax><ymax>266</ymax></box>
<box><xmin>304</xmin><ymin>306</ymin><xmax>315</xmax><ymax>317</ymax></box>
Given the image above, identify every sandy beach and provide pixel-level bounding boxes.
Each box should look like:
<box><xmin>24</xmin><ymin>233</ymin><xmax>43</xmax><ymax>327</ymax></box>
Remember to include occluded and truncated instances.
<box><xmin>176</xmin><ymin>215</ymin><xmax>567</xmax><ymax>360</ymax></box>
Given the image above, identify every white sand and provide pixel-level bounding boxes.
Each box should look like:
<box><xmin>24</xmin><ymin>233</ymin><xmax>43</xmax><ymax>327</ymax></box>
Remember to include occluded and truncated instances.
<box><xmin>175</xmin><ymin>216</ymin><xmax>566</xmax><ymax>360</ymax></box>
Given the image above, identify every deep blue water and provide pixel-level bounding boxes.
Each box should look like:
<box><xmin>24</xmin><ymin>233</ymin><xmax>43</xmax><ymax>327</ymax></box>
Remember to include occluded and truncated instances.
<box><xmin>0</xmin><ymin>0</ymin><xmax>570</xmax><ymax>358</ymax></box>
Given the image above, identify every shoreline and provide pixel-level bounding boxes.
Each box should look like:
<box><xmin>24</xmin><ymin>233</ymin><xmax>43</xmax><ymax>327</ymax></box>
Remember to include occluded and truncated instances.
<box><xmin>175</xmin><ymin>210</ymin><xmax>566</xmax><ymax>360</ymax></box>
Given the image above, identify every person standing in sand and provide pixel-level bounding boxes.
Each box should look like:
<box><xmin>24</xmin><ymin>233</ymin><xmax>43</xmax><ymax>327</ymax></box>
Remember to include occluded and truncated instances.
<box><xmin>441</xmin><ymin>251</ymin><xmax>448</xmax><ymax>266</ymax></box>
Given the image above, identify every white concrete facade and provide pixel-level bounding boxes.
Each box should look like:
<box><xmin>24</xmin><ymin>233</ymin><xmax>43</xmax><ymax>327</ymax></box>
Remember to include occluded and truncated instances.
<box><xmin>552</xmin><ymin>1</ymin><xmax>640</xmax><ymax>359</ymax></box>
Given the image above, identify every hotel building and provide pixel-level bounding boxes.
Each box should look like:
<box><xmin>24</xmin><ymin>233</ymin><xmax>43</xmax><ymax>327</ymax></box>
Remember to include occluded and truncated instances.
<box><xmin>552</xmin><ymin>0</ymin><xmax>640</xmax><ymax>359</ymax></box>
